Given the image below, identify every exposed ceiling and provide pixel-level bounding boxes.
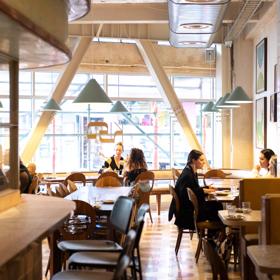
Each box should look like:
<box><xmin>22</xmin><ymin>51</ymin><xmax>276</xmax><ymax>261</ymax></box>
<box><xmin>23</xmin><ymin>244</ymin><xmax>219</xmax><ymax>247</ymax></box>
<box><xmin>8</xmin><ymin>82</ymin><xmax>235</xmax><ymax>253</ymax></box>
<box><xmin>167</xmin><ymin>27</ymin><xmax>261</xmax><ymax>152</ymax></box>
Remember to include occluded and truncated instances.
<box><xmin>68</xmin><ymin>0</ymin><xmax>274</xmax><ymax>47</ymax></box>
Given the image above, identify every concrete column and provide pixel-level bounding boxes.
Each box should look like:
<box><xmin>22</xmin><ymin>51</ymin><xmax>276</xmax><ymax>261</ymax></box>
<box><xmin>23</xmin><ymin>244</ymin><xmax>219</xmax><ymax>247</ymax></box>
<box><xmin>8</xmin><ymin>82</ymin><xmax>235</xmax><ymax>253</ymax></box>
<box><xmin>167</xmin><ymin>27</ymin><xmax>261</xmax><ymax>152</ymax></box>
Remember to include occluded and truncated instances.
<box><xmin>136</xmin><ymin>40</ymin><xmax>205</xmax><ymax>162</ymax></box>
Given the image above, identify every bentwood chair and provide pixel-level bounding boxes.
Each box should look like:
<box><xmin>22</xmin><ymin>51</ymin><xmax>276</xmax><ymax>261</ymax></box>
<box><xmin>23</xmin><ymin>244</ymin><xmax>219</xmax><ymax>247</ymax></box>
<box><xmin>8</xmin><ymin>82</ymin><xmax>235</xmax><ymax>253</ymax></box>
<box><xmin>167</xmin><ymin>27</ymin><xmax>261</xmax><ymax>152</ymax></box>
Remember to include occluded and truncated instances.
<box><xmin>169</xmin><ymin>185</ymin><xmax>195</xmax><ymax>255</ymax></box>
<box><xmin>95</xmin><ymin>175</ymin><xmax>122</xmax><ymax>187</ymax></box>
<box><xmin>171</xmin><ymin>168</ymin><xmax>181</xmax><ymax>186</ymax></box>
<box><xmin>28</xmin><ymin>175</ymin><xmax>39</xmax><ymax>194</ymax></box>
<box><xmin>133</xmin><ymin>171</ymin><xmax>154</xmax><ymax>223</ymax></box>
<box><xmin>63</xmin><ymin>172</ymin><xmax>86</xmax><ymax>187</ymax></box>
<box><xmin>187</xmin><ymin>188</ymin><xmax>224</xmax><ymax>263</ymax></box>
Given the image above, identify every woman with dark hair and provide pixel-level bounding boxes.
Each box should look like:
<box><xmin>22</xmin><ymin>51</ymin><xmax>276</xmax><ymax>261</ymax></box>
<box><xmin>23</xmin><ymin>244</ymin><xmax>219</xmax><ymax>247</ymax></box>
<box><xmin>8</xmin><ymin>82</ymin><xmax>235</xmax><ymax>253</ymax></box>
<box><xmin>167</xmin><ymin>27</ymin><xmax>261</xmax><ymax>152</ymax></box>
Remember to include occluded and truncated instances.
<box><xmin>169</xmin><ymin>149</ymin><xmax>222</xmax><ymax>230</ymax></box>
<box><xmin>253</xmin><ymin>148</ymin><xmax>276</xmax><ymax>177</ymax></box>
<box><xmin>123</xmin><ymin>148</ymin><xmax>147</xmax><ymax>185</ymax></box>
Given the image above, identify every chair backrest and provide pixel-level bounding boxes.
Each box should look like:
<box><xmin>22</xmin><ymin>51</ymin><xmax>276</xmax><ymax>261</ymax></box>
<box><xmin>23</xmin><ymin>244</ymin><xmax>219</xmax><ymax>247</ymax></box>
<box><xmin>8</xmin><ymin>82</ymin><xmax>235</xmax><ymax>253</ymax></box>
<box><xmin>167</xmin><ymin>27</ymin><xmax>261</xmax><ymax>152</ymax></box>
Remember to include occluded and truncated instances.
<box><xmin>63</xmin><ymin>172</ymin><xmax>86</xmax><ymax>187</ymax></box>
<box><xmin>203</xmin><ymin>239</ymin><xmax>228</xmax><ymax>280</ymax></box>
<box><xmin>55</xmin><ymin>183</ymin><xmax>69</xmax><ymax>197</ymax></box>
<box><xmin>136</xmin><ymin>203</ymin><xmax>149</xmax><ymax>222</ymax></box>
<box><xmin>95</xmin><ymin>176</ymin><xmax>122</xmax><ymax>187</ymax></box>
<box><xmin>134</xmin><ymin>171</ymin><xmax>155</xmax><ymax>189</ymax></box>
<box><xmin>133</xmin><ymin>182</ymin><xmax>153</xmax><ymax>209</ymax></box>
<box><xmin>99</xmin><ymin>171</ymin><xmax>120</xmax><ymax>179</ymax></box>
<box><xmin>169</xmin><ymin>185</ymin><xmax>180</xmax><ymax>215</ymax></box>
<box><xmin>110</xmin><ymin>196</ymin><xmax>135</xmax><ymax>236</ymax></box>
<box><xmin>67</xmin><ymin>179</ymin><xmax>78</xmax><ymax>193</ymax></box>
<box><xmin>261</xmin><ymin>194</ymin><xmax>280</xmax><ymax>245</ymax></box>
<box><xmin>239</xmin><ymin>178</ymin><xmax>280</xmax><ymax>234</ymax></box>
<box><xmin>61</xmin><ymin>200</ymin><xmax>96</xmax><ymax>240</ymax></box>
<box><xmin>113</xmin><ymin>254</ymin><xmax>131</xmax><ymax>280</ymax></box>
<box><xmin>204</xmin><ymin>169</ymin><xmax>226</xmax><ymax>179</ymax></box>
<box><xmin>187</xmin><ymin>188</ymin><xmax>199</xmax><ymax>221</ymax></box>
<box><xmin>28</xmin><ymin>175</ymin><xmax>39</xmax><ymax>194</ymax></box>
<box><xmin>171</xmin><ymin>168</ymin><xmax>181</xmax><ymax>186</ymax></box>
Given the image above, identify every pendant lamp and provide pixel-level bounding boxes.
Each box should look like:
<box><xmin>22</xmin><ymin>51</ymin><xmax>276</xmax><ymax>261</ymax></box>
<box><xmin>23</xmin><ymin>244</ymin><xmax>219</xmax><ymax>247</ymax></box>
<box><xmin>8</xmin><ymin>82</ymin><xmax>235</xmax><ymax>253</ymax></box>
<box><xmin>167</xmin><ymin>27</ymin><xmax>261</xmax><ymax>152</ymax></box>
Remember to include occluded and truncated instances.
<box><xmin>73</xmin><ymin>79</ymin><xmax>112</xmax><ymax>104</ymax></box>
<box><xmin>110</xmin><ymin>101</ymin><xmax>129</xmax><ymax>113</ymax></box>
<box><xmin>0</xmin><ymin>101</ymin><xmax>3</xmax><ymax>108</ymax></box>
<box><xmin>215</xmin><ymin>93</ymin><xmax>239</xmax><ymax>108</ymax></box>
<box><xmin>42</xmin><ymin>98</ymin><xmax>61</xmax><ymax>111</ymax></box>
<box><xmin>202</xmin><ymin>101</ymin><xmax>219</xmax><ymax>112</ymax></box>
<box><xmin>226</xmin><ymin>86</ymin><xmax>252</xmax><ymax>104</ymax></box>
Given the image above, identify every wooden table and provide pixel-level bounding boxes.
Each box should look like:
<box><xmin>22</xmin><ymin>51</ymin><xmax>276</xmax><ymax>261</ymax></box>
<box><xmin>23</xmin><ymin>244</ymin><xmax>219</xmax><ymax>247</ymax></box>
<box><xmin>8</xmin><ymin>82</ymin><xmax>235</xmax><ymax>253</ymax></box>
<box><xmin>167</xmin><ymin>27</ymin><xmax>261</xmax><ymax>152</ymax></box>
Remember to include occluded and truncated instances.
<box><xmin>247</xmin><ymin>245</ymin><xmax>280</xmax><ymax>279</ymax></box>
<box><xmin>65</xmin><ymin>185</ymin><xmax>132</xmax><ymax>213</ymax></box>
<box><xmin>0</xmin><ymin>194</ymin><xmax>75</xmax><ymax>279</ymax></box>
<box><xmin>218</xmin><ymin>210</ymin><xmax>261</xmax><ymax>227</ymax></box>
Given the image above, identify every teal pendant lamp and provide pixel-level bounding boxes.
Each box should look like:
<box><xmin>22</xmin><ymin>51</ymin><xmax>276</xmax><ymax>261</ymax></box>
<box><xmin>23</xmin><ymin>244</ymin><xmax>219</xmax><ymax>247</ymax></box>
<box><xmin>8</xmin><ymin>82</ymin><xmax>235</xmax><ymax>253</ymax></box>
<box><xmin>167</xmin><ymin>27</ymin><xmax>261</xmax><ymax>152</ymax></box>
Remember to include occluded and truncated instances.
<box><xmin>0</xmin><ymin>101</ymin><xmax>3</xmax><ymax>108</ymax></box>
<box><xmin>215</xmin><ymin>93</ymin><xmax>240</xmax><ymax>108</ymax></box>
<box><xmin>73</xmin><ymin>79</ymin><xmax>112</xmax><ymax>104</ymax></box>
<box><xmin>202</xmin><ymin>101</ymin><xmax>219</xmax><ymax>112</ymax></box>
<box><xmin>110</xmin><ymin>101</ymin><xmax>129</xmax><ymax>113</ymax></box>
<box><xmin>42</xmin><ymin>98</ymin><xmax>61</xmax><ymax>111</ymax></box>
<box><xmin>226</xmin><ymin>86</ymin><xmax>252</xmax><ymax>104</ymax></box>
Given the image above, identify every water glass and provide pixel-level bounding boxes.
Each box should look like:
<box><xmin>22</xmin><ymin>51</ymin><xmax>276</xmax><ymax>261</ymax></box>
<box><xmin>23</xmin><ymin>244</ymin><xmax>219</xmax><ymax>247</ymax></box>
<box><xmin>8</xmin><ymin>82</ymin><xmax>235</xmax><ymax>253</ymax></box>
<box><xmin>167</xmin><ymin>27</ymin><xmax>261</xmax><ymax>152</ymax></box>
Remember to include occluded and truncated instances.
<box><xmin>230</xmin><ymin>185</ymin><xmax>238</xmax><ymax>196</ymax></box>
<box><xmin>226</xmin><ymin>203</ymin><xmax>236</xmax><ymax>216</ymax></box>
<box><xmin>242</xmin><ymin>201</ymin><xmax>251</xmax><ymax>214</ymax></box>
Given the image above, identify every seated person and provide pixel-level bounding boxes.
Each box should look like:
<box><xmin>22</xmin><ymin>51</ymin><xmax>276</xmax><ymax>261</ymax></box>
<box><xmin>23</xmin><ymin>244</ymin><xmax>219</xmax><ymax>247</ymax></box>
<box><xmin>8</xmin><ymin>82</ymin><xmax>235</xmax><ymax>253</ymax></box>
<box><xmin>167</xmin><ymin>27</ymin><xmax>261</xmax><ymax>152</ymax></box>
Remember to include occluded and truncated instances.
<box><xmin>123</xmin><ymin>148</ymin><xmax>147</xmax><ymax>186</ymax></box>
<box><xmin>27</xmin><ymin>162</ymin><xmax>37</xmax><ymax>177</ymax></box>
<box><xmin>20</xmin><ymin>160</ymin><xmax>32</xmax><ymax>193</ymax></box>
<box><xmin>252</xmin><ymin>148</ymin><xmax>276</xmax><ymax>177</ymax></box>
<box><xmin>169</xmin><ymin>149</ymin><xmax>222</xmax><ymax>230</ymax></box>
<box><xmin>268</xmin><ymin>155</ymin><xmax>277</xmax><ymax>177</ymax></box>
<box><xmin>101</xmin><ymin>142</ymin><xmax>125</xmax><ymax>175</ymax></box>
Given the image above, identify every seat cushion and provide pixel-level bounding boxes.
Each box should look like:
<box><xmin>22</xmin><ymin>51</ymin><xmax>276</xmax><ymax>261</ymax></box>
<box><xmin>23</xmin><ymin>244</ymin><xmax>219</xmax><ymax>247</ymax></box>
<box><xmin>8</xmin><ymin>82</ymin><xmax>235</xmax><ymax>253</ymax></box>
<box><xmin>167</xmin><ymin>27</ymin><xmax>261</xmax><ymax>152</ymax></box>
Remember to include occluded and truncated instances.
<box><xmin>69</xmin><ymin>251</ymin><xmax>119</xmax><ymax>267</ymax></box>
<box><xmin>52</xmin><ymin>270</ymin><xmax>113</xmax><ymax>280</ymax></box>
<box><xmin>58</xmin><ymin>239</ymin><xmax>122</xmax><ymax>252</ymax></box>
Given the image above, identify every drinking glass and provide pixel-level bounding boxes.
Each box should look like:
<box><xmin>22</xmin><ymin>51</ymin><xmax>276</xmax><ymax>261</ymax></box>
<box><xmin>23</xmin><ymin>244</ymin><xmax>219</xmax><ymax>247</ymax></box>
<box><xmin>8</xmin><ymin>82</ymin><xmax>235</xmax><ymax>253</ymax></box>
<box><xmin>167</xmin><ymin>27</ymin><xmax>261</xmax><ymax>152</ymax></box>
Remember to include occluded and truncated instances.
<box><xmin>242</xmin><ymin>201</ymin><xmax>251</xmax><ymax>214</ymax></box>
<box><xmin>230</xmin><ymin>185</ymin><xmax>238</xmax><ymax>196</ymax></box>
<box><xmin>226</xmin><ymin>203</ymin><xmax>236</xmax><ymax>216</ymax></box>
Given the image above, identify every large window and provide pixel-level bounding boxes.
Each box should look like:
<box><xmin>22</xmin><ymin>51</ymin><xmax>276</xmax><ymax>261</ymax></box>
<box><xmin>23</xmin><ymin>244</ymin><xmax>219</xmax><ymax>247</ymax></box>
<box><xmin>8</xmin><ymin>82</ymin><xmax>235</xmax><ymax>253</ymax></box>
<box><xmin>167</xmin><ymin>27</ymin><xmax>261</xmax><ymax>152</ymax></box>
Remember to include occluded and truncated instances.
<box><xmin>0</xmin><ymin>71</ymin><xmax>220</xmax><ymax>172</ymax></box>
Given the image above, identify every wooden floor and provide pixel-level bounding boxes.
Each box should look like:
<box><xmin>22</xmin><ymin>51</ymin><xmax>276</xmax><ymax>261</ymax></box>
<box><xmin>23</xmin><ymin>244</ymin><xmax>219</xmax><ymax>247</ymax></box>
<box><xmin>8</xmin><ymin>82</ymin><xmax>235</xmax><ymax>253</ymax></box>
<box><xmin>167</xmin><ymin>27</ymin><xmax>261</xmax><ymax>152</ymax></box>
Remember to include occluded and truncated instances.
<box><xmin>43</xmin><ymin>195</ymin><xmax>241</xmax><ymax>279</ymax></box>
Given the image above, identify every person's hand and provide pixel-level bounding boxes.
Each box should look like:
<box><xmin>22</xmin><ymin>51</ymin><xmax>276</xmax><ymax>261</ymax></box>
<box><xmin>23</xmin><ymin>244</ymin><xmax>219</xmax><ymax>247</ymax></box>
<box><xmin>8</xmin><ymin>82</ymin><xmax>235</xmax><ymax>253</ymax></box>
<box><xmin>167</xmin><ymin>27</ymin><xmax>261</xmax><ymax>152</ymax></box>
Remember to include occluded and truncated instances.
<box><xmin>255</xmin><ymin>164</ymin><xmax>261</xmax><ymax>172</ymax></box>
<box><xmin>203</xmin><ymin>187</ymin><xmax>216</xmax><ymax>194</ymax></box>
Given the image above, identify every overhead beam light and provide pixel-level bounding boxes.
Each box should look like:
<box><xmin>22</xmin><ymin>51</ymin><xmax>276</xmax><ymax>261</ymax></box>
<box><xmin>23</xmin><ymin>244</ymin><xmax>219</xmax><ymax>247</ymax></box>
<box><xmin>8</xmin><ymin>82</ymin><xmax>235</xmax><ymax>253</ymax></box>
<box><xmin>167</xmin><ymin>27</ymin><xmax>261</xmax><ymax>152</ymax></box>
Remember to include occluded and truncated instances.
<box><xmin>180</xmin><ymin>23</ymin><xmax>213</xmax><ymax>30</ymax></box>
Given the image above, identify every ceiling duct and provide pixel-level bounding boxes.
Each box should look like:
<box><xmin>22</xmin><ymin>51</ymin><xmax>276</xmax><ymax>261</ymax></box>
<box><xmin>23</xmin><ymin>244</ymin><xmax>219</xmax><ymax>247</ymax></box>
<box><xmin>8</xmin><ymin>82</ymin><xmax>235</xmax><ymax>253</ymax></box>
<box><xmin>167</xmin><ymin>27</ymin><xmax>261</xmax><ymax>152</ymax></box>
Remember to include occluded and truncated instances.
<box><xmin>224</xmin><ymin>0</ymin><xmax>263</xmax><ymax>42</ymax></box>
<box><xmin>168</xmin><ymin>0</ymin><xmax>230</xmax><ymax>48</ymax></box>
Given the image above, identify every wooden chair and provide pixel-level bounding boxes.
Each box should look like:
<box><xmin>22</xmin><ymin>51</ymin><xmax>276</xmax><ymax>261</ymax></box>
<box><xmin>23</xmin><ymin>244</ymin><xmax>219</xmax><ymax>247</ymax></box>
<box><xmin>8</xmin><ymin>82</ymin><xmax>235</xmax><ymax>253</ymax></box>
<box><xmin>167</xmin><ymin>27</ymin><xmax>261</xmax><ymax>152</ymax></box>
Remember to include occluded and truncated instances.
<box><xmin>67</xmin><ymin>179</ymin><xmax>78</xmax><ymax>193</ymax></box>
<box><xmin>187</xmin><ymin>188</ymin><xmax>224</xmax><ymax>263</ymax></box>
<box><xmin>203</xmin><ymin>239</ymin><xmax>228</xmax><ymax>280</ymax></box>
<box><xmin>169</xmin><ymin>185</ymin><xmax>195</xmax><ymax>255</ymax></box>
<box><xmin>99</xmin><ymin>171</ymin><xmax>120</xmax><ymax>179</ymax></box>
<box><xmin>63</xmin><ymin>172</ymin><xmax>86</xmax><ymax>187</ymax></box>
<box><xmin>171</xmin><ymin>168</ymin><xmax>181</xmax><ymax>186</ymax></box>
<box><xmin>204</xmin><ymin>169</ymin><xmax>226</xmax><ymax>179</ymax></box>
<box><xmin>95</xmin><ymin>175</ymin><xmax>122</xmax><ymax>187</ymax></box>
<box><xmin>55</xmin><ymin>183</ymin><xmax>70</xmax><ymax>197</ymax></box>
<box><xmin>133</xmin><ymin>171</ymin><xmax>155</xmax><ymax>223</ymax></box>
<box><xmin>28</xmin><ymin>175</ymin><xmax>39</xmax><ymax>194</ymax></box>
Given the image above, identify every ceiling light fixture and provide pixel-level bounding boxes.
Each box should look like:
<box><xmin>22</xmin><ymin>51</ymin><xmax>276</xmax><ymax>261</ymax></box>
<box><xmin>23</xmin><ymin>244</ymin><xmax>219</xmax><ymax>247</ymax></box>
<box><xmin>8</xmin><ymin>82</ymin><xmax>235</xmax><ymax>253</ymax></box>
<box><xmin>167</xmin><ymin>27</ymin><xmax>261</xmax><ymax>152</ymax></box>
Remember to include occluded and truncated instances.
<box><xmin>110</xmin><ymin>101</ymin><xmax>129</xmax><ymax>113</ymax></box>
<box><xmin>41</xmin><ymin>98</ymin><xmax>62</xmax><ymax>111</ymax></box>
<box><xmin>202</xmin><ymin>101</ymin><xmax>219</xmax><ymax>112</ymax></box>
<box><xmin>180</xmin><ymin>23</ymin><xmax>213</xmax><ymax>30</ymax></box>
<box><xmin>226</xmin><ymin>86</ymin><xmax>252</xmax><ymax>104</ymax></box>
<box><xmin>215</xmin><ymin>93</ymin><xmax>240</xmax><ymax>108</ymax></box>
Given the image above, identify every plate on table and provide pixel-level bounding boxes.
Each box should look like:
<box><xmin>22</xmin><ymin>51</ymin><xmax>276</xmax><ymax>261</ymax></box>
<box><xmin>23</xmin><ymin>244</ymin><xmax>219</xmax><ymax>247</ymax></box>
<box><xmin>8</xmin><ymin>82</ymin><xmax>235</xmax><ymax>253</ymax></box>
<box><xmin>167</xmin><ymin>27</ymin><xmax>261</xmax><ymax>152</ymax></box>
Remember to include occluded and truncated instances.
<box><xmin>102</xmin><ymin>200</ymin><xmax>115</xmax><ymax>204</ymax></box>
<box><xmin>215</xmin><ymin>191</ymin><xmax>230</xmax><ymax>196</ymax></box>
<box><xmin>226</xmin><ymin>214</ymin><xmax>244</xmax><ymax>221</ymax></box>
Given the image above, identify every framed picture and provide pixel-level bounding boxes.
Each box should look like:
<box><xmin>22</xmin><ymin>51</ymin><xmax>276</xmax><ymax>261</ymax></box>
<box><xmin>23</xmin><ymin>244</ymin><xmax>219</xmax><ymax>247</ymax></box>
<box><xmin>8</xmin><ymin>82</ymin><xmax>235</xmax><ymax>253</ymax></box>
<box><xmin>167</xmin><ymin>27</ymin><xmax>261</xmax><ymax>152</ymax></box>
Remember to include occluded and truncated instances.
<box><xmin>256</xmin><ymin>97</ymin><xmax>267</xmax><ymax>149</ymax></box>
<box><xmin>270</xmin><ymin>93</ymin><xmax>277</xmax><ymax>122</ymax></box>
<box><xmin>256</xmin><ymin>38</ymin><xmax>267</xmax><ymax>94</ymax></box>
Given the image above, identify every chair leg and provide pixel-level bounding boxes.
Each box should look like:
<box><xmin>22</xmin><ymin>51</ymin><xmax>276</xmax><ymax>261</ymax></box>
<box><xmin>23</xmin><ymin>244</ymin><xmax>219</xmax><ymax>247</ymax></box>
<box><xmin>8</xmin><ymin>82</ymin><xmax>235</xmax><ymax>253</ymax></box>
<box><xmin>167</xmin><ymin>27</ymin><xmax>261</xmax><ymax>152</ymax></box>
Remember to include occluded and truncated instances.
<box><xmin>190</xmin><ymin>231</ymin><xmax>194</xmax><ymax>240</ymax></box>
<box><xmin>148</xmin><ymin>208</ymin><xmax>153</xmax><ymax>223</ymax></box>
<box><xmin>195</xmin><ymin>232</ymin><xmax>203</xmax><ymax>263</ymax></box>
<box><xmin>175</xmin><ymin>229</ymin><xmax>183</xmax><ymax>255</ymax></box>
<box><xmin>136</xmin><ymin>247</ymin><xmax>143</xmax><ymax>280</ymax></box>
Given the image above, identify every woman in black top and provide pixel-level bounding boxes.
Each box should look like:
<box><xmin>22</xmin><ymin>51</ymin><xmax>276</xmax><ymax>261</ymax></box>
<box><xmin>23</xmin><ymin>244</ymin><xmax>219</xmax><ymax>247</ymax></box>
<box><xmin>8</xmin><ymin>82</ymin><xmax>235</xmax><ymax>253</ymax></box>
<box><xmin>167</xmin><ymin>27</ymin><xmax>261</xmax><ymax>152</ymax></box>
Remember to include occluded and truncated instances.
<box><xmin>123</xmin><ymin>148</ymin><xmax>147</xmax><ymax>185</ymax></box>
<box><xmin>103</xmin><ymin>142</ymin><xmax>125</xmax><ymax>174</ymax></box>
<box><xmin>169</xmin><ymin>149</ymin><xmax>222</xmax><ymax>229</ymax></box>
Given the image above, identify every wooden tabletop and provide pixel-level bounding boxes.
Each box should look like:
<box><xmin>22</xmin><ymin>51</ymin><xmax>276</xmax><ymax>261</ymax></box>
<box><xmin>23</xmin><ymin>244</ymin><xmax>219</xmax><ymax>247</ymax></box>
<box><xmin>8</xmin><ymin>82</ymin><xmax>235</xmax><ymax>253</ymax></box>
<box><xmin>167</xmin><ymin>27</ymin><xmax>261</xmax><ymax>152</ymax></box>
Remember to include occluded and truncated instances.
<box><xmin>247</xmin><ymin>245</ymin><xmax>280</xmax><ymax>275</ymax></box>
<box><xmin>65</xmin><ymin>186</ymin><xmax>132</xmax><ymax>212</ymax></box>
<box><xmin>0</xmin><ymin>194</ymin><xmax>75</xmax><ymax>267</ymax></box>
<box><xmin>218</xmin><ymin>210</ymin><xmax>261</xmax><ymax>227</ymax></box>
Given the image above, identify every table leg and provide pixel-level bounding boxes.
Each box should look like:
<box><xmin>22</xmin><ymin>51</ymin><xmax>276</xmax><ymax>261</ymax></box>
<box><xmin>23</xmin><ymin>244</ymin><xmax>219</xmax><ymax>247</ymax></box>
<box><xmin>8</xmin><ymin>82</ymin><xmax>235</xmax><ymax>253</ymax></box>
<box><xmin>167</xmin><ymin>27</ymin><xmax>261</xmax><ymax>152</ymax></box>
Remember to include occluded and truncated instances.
<box><xmin>49</xmin><ymin>230</ymin><xmax>62</xmax><ymax>277</ymax></box>
<box><xmin>156</xmin><ymin>194</ymin><xmax>161</xmax><ymax>215</ymax></box>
